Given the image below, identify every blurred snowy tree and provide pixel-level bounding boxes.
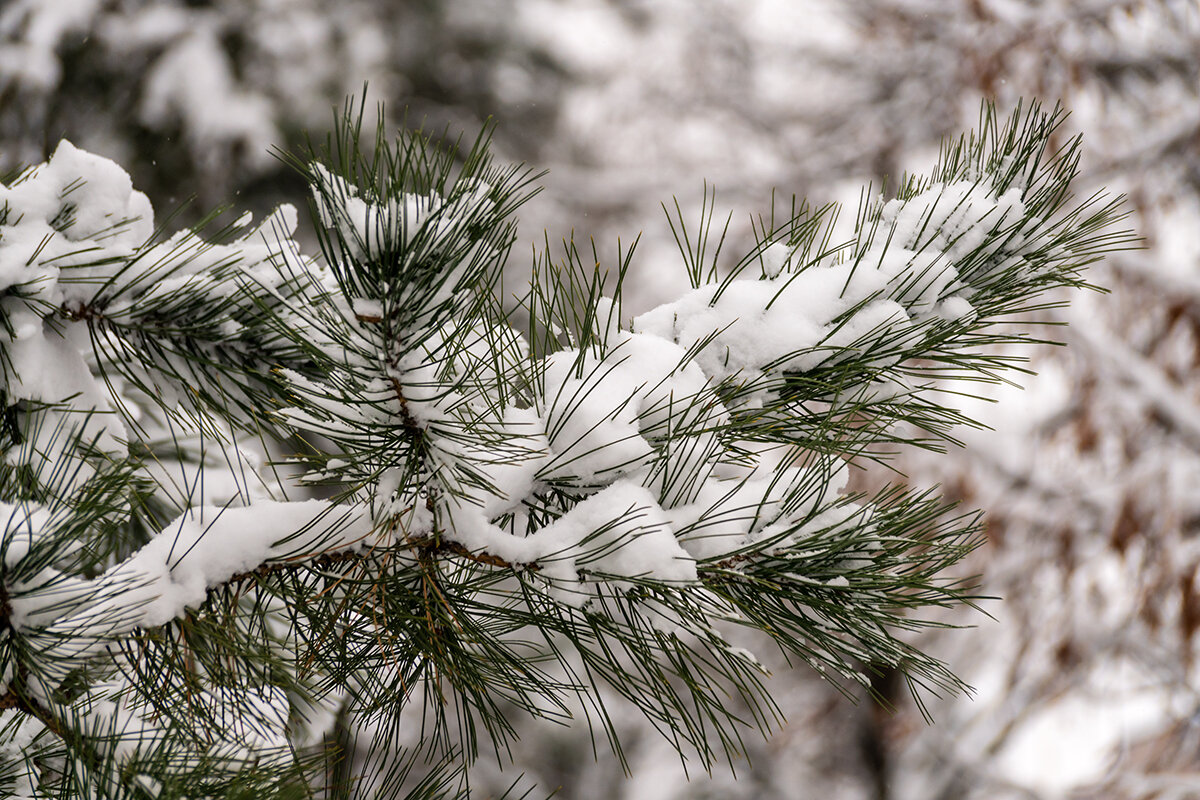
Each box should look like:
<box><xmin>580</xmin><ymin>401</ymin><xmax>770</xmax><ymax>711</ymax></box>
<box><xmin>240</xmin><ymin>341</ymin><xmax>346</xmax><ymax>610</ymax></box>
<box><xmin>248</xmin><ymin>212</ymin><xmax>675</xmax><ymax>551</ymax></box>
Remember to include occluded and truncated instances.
<box><xmin>798</xmin><ymin>2</ymin><xmax>1200</xmax><ymax>798</ymax></box>
<box><xmin>0</xmin><ymin>103</ymin><xmax>1127</xmax><ymax>797</ymax></box>
<box><xmin>0</xmin><ymin>0</ymin><xmax>577</xmax><ymax>221</ymax></box>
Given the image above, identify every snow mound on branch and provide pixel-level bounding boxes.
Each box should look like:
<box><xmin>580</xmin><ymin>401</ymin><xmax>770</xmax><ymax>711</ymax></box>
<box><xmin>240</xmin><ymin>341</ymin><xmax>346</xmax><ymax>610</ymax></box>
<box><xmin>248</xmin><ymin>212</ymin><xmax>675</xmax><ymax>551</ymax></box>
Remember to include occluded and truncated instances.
<box><xmin>634</xmin><ymin>180</ymin><xmax>1025</xmax><ymax>389</ymax></box>
<box><xmin>0</xmin><ymin>142</ymin><xmax>305</xmax><ymax>480</ymax></box>
<box><xmin>531</xmin><ymin>480</ymin><xmax>697</xmax><ymax>605</ymax></box>
<box><xmin>0</xmin><ymin>143</ymin><xmax>152</xmax><ymax>474</ymax></box>
<box><xmin>0</xmin><ymin>141</ymin><xmax>152</xmax><ymax>320</ymax></box>
<box><xmin>538</xmin><ymin>331</ymin><xmax>723</xmax><ymax>486</ymax></box>
<box><xmin>310</xmin><ymin>163</ymin><xmax>494</xmax><ymax>263</ymax></box>
<box><xmin>440</xmin><ymin>478</ymin><xmax>698</xmax><ymax>607</ymax></box>
<box><xmin>10</xmin><ymin>499</ymin><xmax>369</xmax><ymax>634</ymax></box>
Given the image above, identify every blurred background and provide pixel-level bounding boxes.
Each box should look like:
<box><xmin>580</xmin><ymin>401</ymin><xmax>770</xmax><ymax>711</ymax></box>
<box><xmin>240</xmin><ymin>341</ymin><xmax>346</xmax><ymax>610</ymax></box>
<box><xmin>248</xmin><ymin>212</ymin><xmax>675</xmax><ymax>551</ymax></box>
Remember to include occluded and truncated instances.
<box><xmin>3</xmin><ymin>1</ymin><xmax>1198</xmax><ymax>797</ymax></box>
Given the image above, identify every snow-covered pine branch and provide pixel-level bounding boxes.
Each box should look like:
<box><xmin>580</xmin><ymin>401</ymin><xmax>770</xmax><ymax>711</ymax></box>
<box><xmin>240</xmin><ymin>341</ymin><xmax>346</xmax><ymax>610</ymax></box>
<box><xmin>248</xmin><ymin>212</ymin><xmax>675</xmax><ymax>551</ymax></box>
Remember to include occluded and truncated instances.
<box><xmin>0</xmin><ymin>103</ymin><xmax>1129</xmax><ymax>797</ymax></box>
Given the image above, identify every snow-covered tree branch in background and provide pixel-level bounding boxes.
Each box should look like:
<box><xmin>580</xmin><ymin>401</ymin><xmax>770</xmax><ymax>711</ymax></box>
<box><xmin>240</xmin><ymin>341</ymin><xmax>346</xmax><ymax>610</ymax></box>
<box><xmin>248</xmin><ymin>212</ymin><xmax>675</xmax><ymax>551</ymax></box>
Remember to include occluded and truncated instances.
<box><xmin>0</xmin><ymin>103</ymin><xmax>1129</xmax><ymax>797</ymax></box>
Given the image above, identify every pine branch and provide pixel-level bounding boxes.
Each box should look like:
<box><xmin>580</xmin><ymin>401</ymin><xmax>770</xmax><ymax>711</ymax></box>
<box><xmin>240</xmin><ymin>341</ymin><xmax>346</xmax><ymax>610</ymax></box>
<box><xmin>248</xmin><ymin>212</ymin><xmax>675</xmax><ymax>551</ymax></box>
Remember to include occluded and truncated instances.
<box><xmin>0</xmin><ymin>100</ymin><xmax>1130</xmax><ymax>797</ymax></box>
